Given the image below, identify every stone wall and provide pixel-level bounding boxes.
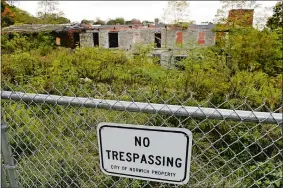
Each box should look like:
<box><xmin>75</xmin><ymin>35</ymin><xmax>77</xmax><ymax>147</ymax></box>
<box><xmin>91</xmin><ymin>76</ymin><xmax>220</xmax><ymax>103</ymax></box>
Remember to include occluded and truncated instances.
<box><xmin>80</xmin><ymin>32</ymin><xmax>94</xmax><ymax>47</ymax></box>
<box><xmin>80</xmin><ymin>25</ymin><xmax>216</xmax><ymax>50</ymax></box>
<box><xmin>79</xmin><ymin>25</ymin><xmax>216</xmax><ymax>67</ymax></box>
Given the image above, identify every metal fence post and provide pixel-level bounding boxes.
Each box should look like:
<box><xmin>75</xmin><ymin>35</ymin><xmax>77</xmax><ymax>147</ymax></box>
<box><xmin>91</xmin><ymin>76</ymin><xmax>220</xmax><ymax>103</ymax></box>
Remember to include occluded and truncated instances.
<box><xmin>1</xmin><ymin>121</ymin><xmax>19</xmax><ymax>188</ymax></box>
<box><xmin>1</xmin><ymin>162</ymin><xmax>9</xmax><ymax>188</ymax></box>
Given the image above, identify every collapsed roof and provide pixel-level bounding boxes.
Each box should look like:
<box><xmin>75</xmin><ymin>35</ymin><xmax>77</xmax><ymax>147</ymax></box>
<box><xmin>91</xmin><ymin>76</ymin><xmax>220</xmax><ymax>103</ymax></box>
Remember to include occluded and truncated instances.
<box><xmin>1</xmin><ymin>23</ymin><xmax>86</xmax><ymax>34</ymax></box>
<box><xmin>2</xmin><ymin>23</ymin><xmax>215</xmax><ymax>34</ymax></box>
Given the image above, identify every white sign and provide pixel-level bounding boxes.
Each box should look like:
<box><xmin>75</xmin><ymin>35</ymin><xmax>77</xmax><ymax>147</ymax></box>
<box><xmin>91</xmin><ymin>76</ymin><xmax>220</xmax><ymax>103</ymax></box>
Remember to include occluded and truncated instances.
<box><xmin>97</xmin><ymin>122</ymin><xmax>193</xmax><ymax>185</ymax></box>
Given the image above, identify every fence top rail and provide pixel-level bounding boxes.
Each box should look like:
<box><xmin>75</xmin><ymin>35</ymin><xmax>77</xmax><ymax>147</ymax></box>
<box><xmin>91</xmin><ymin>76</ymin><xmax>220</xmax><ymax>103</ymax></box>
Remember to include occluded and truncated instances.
<box><xmin>1</xmin><ymin>91</ymin><xmax>282</xmax><ymax>124</ymax></box>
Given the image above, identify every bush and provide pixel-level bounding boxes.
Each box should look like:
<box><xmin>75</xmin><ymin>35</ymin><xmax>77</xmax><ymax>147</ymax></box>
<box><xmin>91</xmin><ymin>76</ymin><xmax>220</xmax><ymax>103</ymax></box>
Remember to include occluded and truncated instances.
<box><xmin>1</xmin><ymin>34</ymin><xmax>282</xmax><ymax>187</ymax></box>
<box><xmin>1</xmin><ymin>32</ymin><xmax>55</xmax><ymax>54</ymax></box>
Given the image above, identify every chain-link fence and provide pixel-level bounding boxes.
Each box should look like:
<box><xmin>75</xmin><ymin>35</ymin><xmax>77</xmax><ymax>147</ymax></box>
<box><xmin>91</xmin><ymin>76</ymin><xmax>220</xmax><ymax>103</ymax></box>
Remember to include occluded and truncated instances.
<box><xmin>1</xmin><ymin>83</ymin><xmax>282</xmax><ymax>188</ymax></box>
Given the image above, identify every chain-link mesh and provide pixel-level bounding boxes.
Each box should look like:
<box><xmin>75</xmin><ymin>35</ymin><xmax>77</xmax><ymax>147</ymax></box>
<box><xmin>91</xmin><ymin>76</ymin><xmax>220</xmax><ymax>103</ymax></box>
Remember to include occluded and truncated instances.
<box><xmin>1</xmin><ymin>82</ymin><xmax>282</xmax><ymax>188</ymax></box>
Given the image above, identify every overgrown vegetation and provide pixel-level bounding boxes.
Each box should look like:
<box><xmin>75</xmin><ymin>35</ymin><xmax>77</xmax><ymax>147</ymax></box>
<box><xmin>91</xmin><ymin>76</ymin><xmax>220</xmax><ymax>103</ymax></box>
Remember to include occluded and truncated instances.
<box><xmin>1</xmin><ymin>0</ymin><xmax>70</xmax><ymax>27</ymax></box>
<box><xmin>1</xmin><ymin>32</ymin><xmax>55</xmax><ymax>55</ymax></box>
<box><xmin>1</xmin><ymin>31</ymin><xmax>282</xmax><ymax>187</ymax></box>
<box><xmin>1</xmin><ymin>2</ymin><xmax>282</xmax><ymax>187</ymax></box>
<box><xmin>2</xmin><ymin>34</ymin><xmax>281</xmax><ymax>109</ymax></box>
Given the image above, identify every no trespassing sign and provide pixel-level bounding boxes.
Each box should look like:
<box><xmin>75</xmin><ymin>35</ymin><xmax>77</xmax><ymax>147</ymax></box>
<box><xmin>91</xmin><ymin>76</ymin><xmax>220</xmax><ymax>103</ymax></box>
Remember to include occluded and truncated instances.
<box><xmin>97</xmin><ymin>122</ymin><xmax>193</xmax><ymax>185</ymax></box>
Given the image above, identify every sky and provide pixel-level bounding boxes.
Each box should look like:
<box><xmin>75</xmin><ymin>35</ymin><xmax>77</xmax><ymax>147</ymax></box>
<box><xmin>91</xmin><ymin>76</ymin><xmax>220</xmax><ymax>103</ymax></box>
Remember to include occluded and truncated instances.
<box><xmin>13</xmin><ymin>1</ymin><xmax>279</xmax><ymax>24</ymax></box>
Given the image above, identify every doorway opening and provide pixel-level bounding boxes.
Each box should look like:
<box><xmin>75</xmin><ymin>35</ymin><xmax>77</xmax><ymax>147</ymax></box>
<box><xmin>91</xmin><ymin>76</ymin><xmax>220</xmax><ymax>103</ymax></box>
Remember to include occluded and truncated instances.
<box><xmin>93</xmin><ymin>33</ymin><xmax>99</xmax><ymax>46</ymax></box>
<box><xmin>73</xmin><ymin>32</ymin><xmax>80</xmax><ymax>48</ymax></box>
<box><xmin>154</xmin><ymin>33</ymin><xmax>161</xmax><ymax>48</ymax></box>
<box><xmin>109</xmin><ymin>32</ymin><xmax>118</xmax><ymax>48</ymax></box>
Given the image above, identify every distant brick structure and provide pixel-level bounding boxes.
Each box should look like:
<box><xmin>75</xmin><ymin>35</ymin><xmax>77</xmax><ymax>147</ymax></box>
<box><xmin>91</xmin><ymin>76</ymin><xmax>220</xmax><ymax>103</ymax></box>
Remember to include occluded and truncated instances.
<box><xmin>79</xmin><ymin>23</ymin><xmax>216</xmax><ymax>50</ymax></box>
<box><xmin>228</xmin><ymin>9</ymin><xmax>254</xmax><ymax>27</ymax></box>
<box><xmin>2</xmin><ymin>21</ymin><xmax>216</xmax><ymax>50</ymax></box>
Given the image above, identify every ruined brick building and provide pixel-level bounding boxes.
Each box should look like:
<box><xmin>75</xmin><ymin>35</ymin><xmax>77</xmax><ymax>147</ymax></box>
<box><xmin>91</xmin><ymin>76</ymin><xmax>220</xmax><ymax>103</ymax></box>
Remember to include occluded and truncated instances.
<box><xmin>78</xmin><ymin>19</ymin><xmax>216</xmax><ymax>66</ymax></box>
<box><xmin>79</xmin><ymin>20</ymin><xmax>216</xmax><ymax>50</ymax></box>
<box><xmin>2</xmin><ymin>21</ymin><xmax>215</xmax><ymax>66</ymax></box>
<box><xmin>2</xmin><ymin>9</ymin><xmax>254</xmax><ymax>66</ymax></box>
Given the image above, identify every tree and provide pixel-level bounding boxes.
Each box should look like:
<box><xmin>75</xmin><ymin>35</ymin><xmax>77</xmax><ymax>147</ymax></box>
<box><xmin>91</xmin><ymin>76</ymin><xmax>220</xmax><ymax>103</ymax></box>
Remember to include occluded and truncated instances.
<box><xmin>35</xmin><ymin>12</ymin><xmax>70</xmax><ymax>24</ymax></box>
<box><xmin>6</xmin><ymin>0</ymin><xmax>20</xmax><ymax>7</ymax></box>
<box><xmin>81</xmin><ymin>19</ymin><xmax>93</xmax><ymax>25</ymax></box>
<box><xmin>37</xmin><ymin>0</ymin><xmax>59</xmax><ymax>16</ymax></box>
<box><xmin>216</xmin><ymin>27</ymin><xmax>282</xmax><ymax>76</ymax></box>
<box><xmin>106</xmin><ymin>17</ymin><xmax>125</xmax><ymax>25</ymax></box>
<box><xmin>93</xmin><ymin>17</ymin><xmax>105</xmax><ymax>25</ymax></box>
<box><xmin>1</xmin><ymin>0</ymin><xmax>42</xmax><ymax>25</ymax></box>
<box><xmin>266</xmin><ymin>1</ymin><xmax>282</xmax><ymax>30</ymax></box>
<box><xmin>36</xmin><ymin>0</ymin><xmax>69</xmax><ymax>24</ymax></box>
<box><xmin>106</xmin><ymin>19</ymin><xmax>116</xmax><ymax>25</ymax></box>
<box><xmin>12</xmin><ymin>8</ymin><xmax>38</xmax><ymax>24</ymax></box>
<box><xmin>142</xmin><ymin>20</ymin><xmax>154</xmax><ymax>25</ymax></box>
<box><xmin>115</xmin><ymin>17</ymin><xmax>125</xmax><ymax>25</ymax></box>
<box><xmin>1</xmin><ymin>1</ymin><xmax>15</xmax><ymax>27</ymax></box>
<box><xmin>131</xmin><ymin>18</ymin><xmax>141</xmax><ymax>24</ymax></box>
<box><xmin>162</xmin><ymin>1</ymin><xmax>190</xmax><ymax>24</ymax></box>
<box><xmin>125</xmin><ymin>20</ymin><xmax>131</xmax><ymax>25</ymax></box>
<box><xmin>221</xmin><ymin>1</ymin><xmax>259</xmax><ymax>9</ymax></box>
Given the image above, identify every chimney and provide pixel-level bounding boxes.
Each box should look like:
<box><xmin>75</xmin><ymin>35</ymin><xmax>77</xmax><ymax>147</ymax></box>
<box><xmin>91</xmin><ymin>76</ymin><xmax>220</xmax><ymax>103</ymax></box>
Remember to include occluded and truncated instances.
<box><xmin>154</xmin><ymin>18</ymin><xmax>159</xmax><ymax>25</ymax></box>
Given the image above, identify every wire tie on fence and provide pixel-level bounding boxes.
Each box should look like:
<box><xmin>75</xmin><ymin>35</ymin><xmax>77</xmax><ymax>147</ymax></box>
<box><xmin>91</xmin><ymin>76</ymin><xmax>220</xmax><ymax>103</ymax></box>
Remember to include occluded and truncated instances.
<box><xmin>1</xmin><ymin>124</ymin><xmax>9</xmax><ymax>131</ymax></box>
<box><xmin>4</xmin><ymin>164</ymin><xmax>17</xmax><ymax>170</ymax></box>
<box><xmin>8</xmin><ymin>91</ymin><xmax>14</xmax><ymax>100</ymax></box>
